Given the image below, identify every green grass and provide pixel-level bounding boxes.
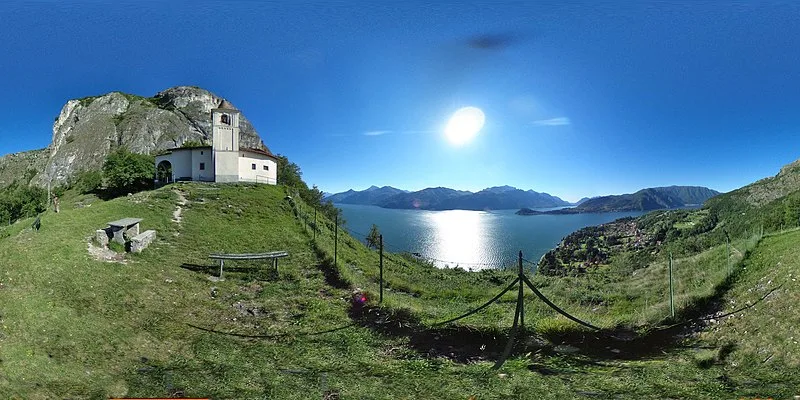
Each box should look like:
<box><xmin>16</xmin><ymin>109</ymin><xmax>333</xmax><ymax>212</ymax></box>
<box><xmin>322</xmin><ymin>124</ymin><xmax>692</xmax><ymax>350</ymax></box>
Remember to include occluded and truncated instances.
<box><xmin>301</xmin><ymin>196</ymin><xmax>762</xmax><ymax>332</ymax></box>
<box><xmin>1</xmin><ymin>182</ymin><xmax>799</xmax><ymax>399</ymax></box>
<box><xmin>701</xmin><ymin>229</ymin><xmax>800</xmax><ymax>395</ymax></box>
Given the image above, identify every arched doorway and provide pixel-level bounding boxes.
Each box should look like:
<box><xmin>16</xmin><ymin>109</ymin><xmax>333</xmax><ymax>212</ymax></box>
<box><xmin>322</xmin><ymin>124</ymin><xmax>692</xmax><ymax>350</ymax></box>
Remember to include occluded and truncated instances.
<box><xmin>157</xmin><ymin>160</ymin><xmax>173</xmax><ymax>184</ymax></box>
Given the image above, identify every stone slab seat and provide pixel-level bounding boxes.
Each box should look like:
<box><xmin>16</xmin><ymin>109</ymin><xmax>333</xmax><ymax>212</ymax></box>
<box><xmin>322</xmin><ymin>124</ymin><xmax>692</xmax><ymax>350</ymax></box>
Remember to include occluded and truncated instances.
<box><xmin>107</xmin><ymin>218</ymin><xmax>143</xmax><ymax>228</ymax></box>
<box><xmin>131</xmin><ymin>230</ymin><xmax>157</xmax><ymax>253</ymax></box>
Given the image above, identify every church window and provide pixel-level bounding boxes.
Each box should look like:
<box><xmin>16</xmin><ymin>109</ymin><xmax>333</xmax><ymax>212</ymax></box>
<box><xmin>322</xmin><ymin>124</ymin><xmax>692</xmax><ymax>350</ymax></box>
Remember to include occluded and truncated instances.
<box><xmin>252</xmin><ymin>163</ymin><xmax>256</xmax><ymax>170</ymax></box>
<box><xmin>220</xmin><ymin>114</ymin><xmax>230</xmax><ymax>125</ymax></box>
<box><xmin>263</xmin><ymin>165</ymin><xmax>269</xmax><ymax>171</ymax></box>
<box><xmin>200</xmin><ymin>163</ymin><xmax>205</xmax><ymax>170</ymax></box>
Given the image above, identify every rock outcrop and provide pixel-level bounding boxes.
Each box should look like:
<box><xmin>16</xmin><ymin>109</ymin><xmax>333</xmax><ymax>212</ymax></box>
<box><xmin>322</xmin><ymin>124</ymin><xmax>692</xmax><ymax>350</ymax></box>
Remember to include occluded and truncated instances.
<box><xmin>0</xmin><ymin>86</ymin><xmax>268</xmax><ymax>188</ymax></box>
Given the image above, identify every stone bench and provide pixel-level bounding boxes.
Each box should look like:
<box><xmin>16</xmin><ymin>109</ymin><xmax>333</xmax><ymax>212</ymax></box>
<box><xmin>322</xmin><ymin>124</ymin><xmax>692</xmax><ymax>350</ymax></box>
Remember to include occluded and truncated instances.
<box><xmin>130</xmin><ymin>230</ymin><xmax>157</xmax><ymax>253</ymax></box>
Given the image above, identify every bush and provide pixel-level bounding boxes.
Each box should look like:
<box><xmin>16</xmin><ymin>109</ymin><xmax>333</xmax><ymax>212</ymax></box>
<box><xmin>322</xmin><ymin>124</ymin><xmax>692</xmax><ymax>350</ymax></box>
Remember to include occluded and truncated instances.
<box><xmin>276</xmin><ymin>153</ymin><xmax>344</xmax><ymax>224</ymax></box>
<box><xmin>180</xmin><ymin>140</ymin><xmax>205</xmax><ymax>148</ymax></box>
<box><xmin>75</xmin><ymin>170</ymin><xmax>104</xmax><ymax>194</ymax></box>
<box><xmin>0</xmin><ymin>182</ymin><xmax>47</xmax><ymax>224</ymax></box>
<box><xmin>103</xmin><ymin>148</ymin><xmax>155</xmax><ymax>197</ymax></box>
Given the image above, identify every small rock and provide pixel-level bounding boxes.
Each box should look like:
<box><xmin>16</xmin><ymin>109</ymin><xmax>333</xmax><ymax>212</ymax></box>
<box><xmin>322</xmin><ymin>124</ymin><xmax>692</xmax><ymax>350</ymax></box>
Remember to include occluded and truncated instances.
<box><xmin>497</xmin><ymin>373</ymin><xmax>508</xmax><ymax>379</ymax></box>
<box><xmin>553</xmin><ymin>345</ymin><xmax>580</xmax><ymax>354</ymax></box>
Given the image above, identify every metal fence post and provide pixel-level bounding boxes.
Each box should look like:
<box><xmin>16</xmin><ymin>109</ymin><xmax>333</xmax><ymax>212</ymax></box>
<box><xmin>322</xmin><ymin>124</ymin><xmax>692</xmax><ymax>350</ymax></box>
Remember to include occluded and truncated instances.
<box><xmin>726</xmin><ymin>234</ymin><xmax>731</xmax><ymax>276</ymax></box>
<box><xmin>334</xmin><ymin>214</ymin><xmax>338</xmax><ymax>267</ymax></box>
<box><xmin>518</xmin><ymin>250</ymin><xmax>524</xmax><ymax>329</ymax></box>
<box><xmin>669</xmin><ymin>252</ymin><xmax>675</xmax><ymax>319</ymax></box>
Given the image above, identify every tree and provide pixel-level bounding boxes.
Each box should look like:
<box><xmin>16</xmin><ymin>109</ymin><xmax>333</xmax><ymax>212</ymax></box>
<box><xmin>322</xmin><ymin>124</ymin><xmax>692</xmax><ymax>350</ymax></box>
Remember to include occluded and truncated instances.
<box><xmin>275</xmin><ymin>153</ymin><xmax>343</xmax><ymax>223</ymax></box>
<box><xmin>275</xmin><ymin>154</ymin><xmax>304</xmax><ymax>189</ymax></box>
<box><xmin>366</xmin><ymin>224</ymin><xmax>381</xmax><ymax>249</ymax></box>
<box><xmin>0</xmin><ymin>181</ymin><xmax>46</xmax><ymax>224</ymax></box>
<box><xmin>74</xmin><ymin>170</ymin><xmax>103</xmax><ymax>194</ymax></box>
<box><xmin>103</xmin><ymin>148</ymin><xmax>155</xmax><ymax>197</ymax></box>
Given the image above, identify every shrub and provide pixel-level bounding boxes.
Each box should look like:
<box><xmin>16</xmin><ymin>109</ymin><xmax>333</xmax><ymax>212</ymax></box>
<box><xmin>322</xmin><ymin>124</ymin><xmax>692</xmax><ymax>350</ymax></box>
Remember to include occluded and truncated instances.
<box><xmin>75</xmin><ymin>170</ymin><xmax>104</xmax><ymax>194</ymax></box>
<box><xmin>103</xmin><ymin>148</ymin><xmax>154</xmax><ymax>197</ymax></box>
<box><xmin>180</xmin><ymin>140</ymin><xmax>206</xmax><ymax>148</ymax></box>
<box><xmin>0</xmin><ymin>182</ymin><xmax>47</xmax><ymax>224</ymax></box>
<box><xmin>276</xmin><ymin>153</ymin><xmax>344</xmax><ymax>224</ymax></box>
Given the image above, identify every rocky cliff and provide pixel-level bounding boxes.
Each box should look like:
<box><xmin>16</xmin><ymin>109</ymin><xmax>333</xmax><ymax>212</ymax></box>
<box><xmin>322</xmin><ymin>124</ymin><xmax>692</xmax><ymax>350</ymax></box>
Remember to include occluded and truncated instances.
<box><xmin>0</xmin><ymin>86</ymin><xmax>268</xmax><ymax>188</ymax></box>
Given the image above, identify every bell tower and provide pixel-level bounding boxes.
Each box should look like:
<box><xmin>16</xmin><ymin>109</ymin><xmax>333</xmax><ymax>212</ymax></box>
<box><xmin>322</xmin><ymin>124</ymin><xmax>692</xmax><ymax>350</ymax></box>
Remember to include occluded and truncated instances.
<box><xmin>211</xmin><ymin>99</ymin><xmax>240</xmax><ymax>182</ymax></box>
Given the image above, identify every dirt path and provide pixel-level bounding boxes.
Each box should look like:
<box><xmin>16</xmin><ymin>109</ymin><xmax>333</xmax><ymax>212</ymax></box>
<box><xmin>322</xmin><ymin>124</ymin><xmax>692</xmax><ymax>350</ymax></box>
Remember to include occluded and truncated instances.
<box><xmin>172</xmin><ymin>189</ymin><xmax>188</xmax><ymax>224</ymax></box>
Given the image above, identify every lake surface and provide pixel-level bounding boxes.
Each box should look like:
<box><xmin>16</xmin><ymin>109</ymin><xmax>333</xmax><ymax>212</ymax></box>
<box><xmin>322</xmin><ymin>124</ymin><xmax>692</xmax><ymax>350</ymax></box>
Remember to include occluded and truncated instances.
<box><xmin>337</xmin><ymin>204</ymin><xmax>646</xmax><ymax>271</ymax></box>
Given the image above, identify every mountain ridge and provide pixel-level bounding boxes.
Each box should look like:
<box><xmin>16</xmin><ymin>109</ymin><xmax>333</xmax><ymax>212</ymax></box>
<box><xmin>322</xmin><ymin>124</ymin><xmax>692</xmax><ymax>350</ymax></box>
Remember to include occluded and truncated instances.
<box><xmin>326</xmin><ymin>185</ymin><xmax>570</xmax><ymax>210</ymax></box>
<box><xmin>517</xmin><ymin>185</ymin><xmax>720</xmax><ymax>215</ymax></box>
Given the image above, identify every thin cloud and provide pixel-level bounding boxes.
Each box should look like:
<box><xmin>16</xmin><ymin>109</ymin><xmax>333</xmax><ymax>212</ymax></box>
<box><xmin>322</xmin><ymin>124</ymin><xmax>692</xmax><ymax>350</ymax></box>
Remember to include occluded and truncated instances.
<box><xmin>400</xmin><ymin>130</ymin><xmax>436</xmax><ymax>135</ymax></box>
<box><xmin>533</xmin><ymin>117</ymin><xmax>571</xmax><ymax>126</ymax></box>
<box><xmin>363</xmin><ymin>130</ymin><xmax>391</xmax><ymax>136</ymax></box>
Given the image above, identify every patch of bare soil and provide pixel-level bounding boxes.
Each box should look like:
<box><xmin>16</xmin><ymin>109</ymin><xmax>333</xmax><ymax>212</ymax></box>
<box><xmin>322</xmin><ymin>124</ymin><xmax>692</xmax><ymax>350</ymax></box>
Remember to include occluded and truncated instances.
<box><xmin>172</xmin><ymin>189</ymin><xmax>188</xmax><ymax>224</ymax></box>
<box><xmin>87</xmin><ymin>239</ymin><xmax>126</xmax><ymax>263</ymax></box>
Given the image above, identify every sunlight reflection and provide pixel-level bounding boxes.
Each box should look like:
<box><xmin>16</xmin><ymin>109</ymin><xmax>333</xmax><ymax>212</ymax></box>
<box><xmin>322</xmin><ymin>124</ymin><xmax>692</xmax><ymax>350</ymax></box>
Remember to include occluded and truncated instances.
<box><xmin>424</xmin><ymin>210</ymin><xmax>492</xmax><ymax>270</ymax></box>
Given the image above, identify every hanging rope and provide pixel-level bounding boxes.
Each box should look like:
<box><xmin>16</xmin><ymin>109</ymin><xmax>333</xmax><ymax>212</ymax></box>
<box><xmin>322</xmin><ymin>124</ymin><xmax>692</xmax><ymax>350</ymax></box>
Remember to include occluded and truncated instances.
<box><xmin>520</xmin><ymin>274</ymin><xmax>601</xmax><ymax>331</ymax></box>
<box><xmin>492</xmin><ymin>284</ymin><xmax>524</xmax><ymax>370</ymax></box>
<box><xmin>433</xmin><ymin>277</ymin><xmax>519</xmax><ymax>326</ymax></box>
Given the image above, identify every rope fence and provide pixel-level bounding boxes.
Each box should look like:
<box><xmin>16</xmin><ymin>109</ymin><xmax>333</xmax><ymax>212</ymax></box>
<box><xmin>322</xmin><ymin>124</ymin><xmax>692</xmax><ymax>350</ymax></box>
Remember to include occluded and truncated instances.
<box><xmin>286</xmin><ymin>197</ymin><xmax>767</xmax><ymax>369</ymax></box>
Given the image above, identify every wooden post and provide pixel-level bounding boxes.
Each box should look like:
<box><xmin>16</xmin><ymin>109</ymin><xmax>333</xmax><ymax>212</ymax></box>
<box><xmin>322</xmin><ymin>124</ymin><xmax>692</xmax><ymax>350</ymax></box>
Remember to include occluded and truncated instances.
<box><xmin>518</xmin><ymin>250</ymin><xmax>524</xmax><ymax>329</ymax></box>
<box><xmin>379</xmin><ymin>234</ymin><xmax>384</xmax><ymax>303</ymax></box>
<box><xmin>726</xmin><ymin>235</ymin><xmax>731</xmax><ymax>276</ymax></box>
<box><xmin>334</xmin><ymin>214</ymin><xmax>338</xmax><ymax>267</ymax></box>
<box><xmin>669</xmin><ymin>252</ymin><xmax>675</xmax><ymax>319</ymax></box>
<box><xmin>219</xmin><ymin>259</ymin><xmax>224</xmax><ymax>279</ymax></box>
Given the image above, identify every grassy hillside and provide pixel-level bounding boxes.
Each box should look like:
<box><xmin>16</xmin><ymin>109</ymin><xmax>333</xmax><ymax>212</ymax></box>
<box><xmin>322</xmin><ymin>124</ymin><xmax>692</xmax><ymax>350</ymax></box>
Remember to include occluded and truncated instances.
<box><xmin>1</xmin><ymin>183</ymin><xmax>798</xmax><ymax>399</ymax></box>
<box><xmin>704</xmin><ymin>228</ymin><xmax>800</xmax><ymax>379</ymax></box>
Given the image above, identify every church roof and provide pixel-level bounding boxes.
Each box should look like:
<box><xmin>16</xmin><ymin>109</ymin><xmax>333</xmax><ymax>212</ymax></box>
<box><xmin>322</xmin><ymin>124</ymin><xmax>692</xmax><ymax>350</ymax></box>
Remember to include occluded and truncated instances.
<box><xmin>216</xmin><ymin>99</ymin><xmax>237</xmax><ymax>110</ymax></box>
<box><xmin>241</xmin><ymin>147</ymin><xmax>278</xmax><ymax>160</ymax></box>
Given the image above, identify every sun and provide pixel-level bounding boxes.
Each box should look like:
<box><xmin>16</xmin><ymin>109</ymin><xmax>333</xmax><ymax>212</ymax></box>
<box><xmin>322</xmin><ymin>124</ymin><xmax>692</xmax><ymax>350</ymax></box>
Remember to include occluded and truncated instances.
<box><xmin>445</xmin><ymin>106</ymin><xmax>485</xmax><ymax>145</ymax></box>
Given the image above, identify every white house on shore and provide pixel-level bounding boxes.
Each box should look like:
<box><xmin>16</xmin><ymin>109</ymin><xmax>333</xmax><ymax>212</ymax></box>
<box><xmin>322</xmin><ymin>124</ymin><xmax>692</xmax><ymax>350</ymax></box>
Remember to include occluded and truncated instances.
<box><xmin>155</xmin><ymin>100</ymin><xmax>278</xmax><ymax>185</ymax></box>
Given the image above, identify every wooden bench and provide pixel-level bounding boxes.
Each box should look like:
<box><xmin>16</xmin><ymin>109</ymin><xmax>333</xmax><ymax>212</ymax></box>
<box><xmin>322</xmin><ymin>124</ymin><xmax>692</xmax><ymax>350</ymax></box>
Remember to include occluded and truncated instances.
<box><xmin>209</xmin><ymin>251</ymin><xmax>289</xmax><ymax>279</ymax></box>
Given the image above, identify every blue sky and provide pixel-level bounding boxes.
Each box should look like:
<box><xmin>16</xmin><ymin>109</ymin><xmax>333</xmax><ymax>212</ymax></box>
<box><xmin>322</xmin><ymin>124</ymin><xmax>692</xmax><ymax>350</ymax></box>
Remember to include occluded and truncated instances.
<box><xmin>1</xmin><ymin>1</ymin><xmax>799</xmax><ymax>202</ymax></box>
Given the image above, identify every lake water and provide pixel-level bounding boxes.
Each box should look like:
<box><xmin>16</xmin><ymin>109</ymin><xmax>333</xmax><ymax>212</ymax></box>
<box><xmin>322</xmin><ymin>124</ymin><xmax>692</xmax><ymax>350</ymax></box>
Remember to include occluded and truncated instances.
<box><xmin>337</xmin><ymin>204</ymin><xmax>646</xmax><ymax>271</ymax></box>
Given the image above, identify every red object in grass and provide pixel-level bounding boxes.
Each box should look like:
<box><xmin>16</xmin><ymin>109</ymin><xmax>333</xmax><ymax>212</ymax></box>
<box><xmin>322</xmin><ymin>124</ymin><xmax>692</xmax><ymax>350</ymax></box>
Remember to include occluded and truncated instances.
<box><xmin>352</xmin><ymin>292</ymin><xmax>367</xmax><ymax>305</ymax></box>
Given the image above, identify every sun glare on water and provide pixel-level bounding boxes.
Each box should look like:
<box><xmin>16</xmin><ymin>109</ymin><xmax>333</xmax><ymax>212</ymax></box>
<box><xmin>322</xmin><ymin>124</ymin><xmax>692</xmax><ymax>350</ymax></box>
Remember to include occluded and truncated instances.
<box><xmin>445</xmin><ymin>106</ymin><xmax>485</xmax><ymax>145</ymax></box>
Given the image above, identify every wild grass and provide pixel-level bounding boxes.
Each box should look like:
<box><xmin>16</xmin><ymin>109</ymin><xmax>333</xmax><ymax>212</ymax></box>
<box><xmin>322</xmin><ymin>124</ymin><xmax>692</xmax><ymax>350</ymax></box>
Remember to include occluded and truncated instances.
<box><xmin>1</xmin><ymin>182</ymin><xmax>798</xmax><ymax>398</ymax></box>
<box><xmin>298</xmin><ymin>195</ymin><xmax>763</xmax><ymax>333</ymax></box>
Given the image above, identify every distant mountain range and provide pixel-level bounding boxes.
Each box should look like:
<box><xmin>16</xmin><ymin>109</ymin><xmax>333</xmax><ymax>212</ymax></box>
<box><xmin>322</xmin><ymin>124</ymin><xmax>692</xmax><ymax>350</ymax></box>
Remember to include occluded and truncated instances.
<box><xmin>325</xmin><ymin>185</ymin><xmax>571</xmax><ymax>210</ymax></box>
<box><xmin>517</xmin><ymin>186</ymin><xmax>720</xmax><ymax>215</ymax></box>
<box><xmin>324</xmin><ymin>185</ymin><xmax>408</xmax><ymax>205</ymax></box>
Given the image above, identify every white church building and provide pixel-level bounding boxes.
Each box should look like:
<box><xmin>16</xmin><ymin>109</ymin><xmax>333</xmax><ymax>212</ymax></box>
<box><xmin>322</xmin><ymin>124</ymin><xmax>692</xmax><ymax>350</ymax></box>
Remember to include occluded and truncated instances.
<box><xmin>155</xmin><ymin>100</ymin><xmax>278</xmax><ymax>185</ymax></box>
